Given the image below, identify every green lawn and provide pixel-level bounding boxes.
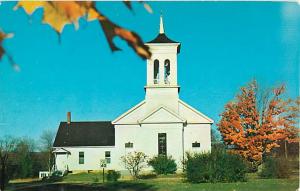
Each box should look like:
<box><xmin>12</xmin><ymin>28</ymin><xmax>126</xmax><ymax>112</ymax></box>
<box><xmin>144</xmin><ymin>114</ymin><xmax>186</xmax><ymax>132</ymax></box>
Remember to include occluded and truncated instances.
<box><xmin>62</xmin><ymin>171</ymin><xmax>105</xmax><ymax>183</ymax></box>
<box><xmin>8</xmin><ymin>172</ymin><xmax>299</xmax><ymax>191</ymax></box>
<box><xmin>137</xmin><ymin>177</ymin><xmax>299</xmax><ymax>191</ymax></box>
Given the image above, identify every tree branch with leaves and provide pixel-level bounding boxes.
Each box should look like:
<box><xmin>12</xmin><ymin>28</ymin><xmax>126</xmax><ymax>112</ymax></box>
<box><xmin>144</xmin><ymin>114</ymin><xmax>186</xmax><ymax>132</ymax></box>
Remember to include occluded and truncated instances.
<box><xmin>1</xmin><ymin>1</ymin><xmax>153</xmax><ymax>70</ymax></box>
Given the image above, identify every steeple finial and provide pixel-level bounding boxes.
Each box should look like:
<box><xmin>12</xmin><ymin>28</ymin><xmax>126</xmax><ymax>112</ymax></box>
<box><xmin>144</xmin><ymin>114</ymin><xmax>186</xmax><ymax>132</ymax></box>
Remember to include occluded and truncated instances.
<box><xmin>159</xmin><ymin>12</ymin><xmax>164</xmax><ymax>34</ymax></box>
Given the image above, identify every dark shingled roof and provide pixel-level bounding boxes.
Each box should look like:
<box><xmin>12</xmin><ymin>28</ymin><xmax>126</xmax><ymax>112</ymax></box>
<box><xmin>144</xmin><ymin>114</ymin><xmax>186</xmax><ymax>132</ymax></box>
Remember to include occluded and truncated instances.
<box><xmin>147</xmin><ymin>33</ymin><xmax>179</xmax><ymax>44</ymax></box>
<box><xmin>146</xmin><ymin>33</ymin><xmax>181</xmax><ymax>53</ymax></box>
<box><xmin>53</xmin><ymin>121</ymin><xmax>115</xmax><ymax>147</ymax></box>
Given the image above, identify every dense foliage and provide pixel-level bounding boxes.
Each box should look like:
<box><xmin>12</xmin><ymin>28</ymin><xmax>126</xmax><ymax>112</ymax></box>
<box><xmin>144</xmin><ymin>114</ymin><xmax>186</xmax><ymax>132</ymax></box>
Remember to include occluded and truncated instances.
<box><xmin>218</xmin><ymin>81</ymin><xmax>299</xmax><ymax>167</ymax></box>
<box><xmin>259</xmin><ymin>156</ymin><xmax>291</xmax><ymax>179</ymax></box>
<box><xmin>106</xmin><ymin>170</ymin><xmax>121</xmax><ymax>182</ymax></box>
<box><xmin>0</xmin><ymin>133</ymin><xmax>54</xmax><ymax>191</ymax></box>
<box><xmin>148</xmin><ymin>155</ymin><xmax>177</xmax><ymax>175</ymax></box>
<box><xmin>185</xmin><ymin>150</ymin><xmax>247</xmax><ymax>183</ymax></box>
<box><xmin>272</xmin><ymin>140</ymin><xmax>299</xmax><ymax>159</ymax></box>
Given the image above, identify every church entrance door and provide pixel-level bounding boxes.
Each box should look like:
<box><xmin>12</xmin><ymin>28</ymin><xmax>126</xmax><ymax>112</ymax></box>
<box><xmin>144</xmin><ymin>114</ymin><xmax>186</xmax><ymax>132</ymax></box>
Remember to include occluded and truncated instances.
<box><xmin>158</xmin><ymin>133</ymin><xmax>167</xmax><ymax>155</ymax></box>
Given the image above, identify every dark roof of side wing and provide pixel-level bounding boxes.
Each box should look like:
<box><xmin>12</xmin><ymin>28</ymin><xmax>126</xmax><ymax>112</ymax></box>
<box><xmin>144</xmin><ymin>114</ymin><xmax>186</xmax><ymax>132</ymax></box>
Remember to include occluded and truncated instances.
<box><xmin>53</xmin><ymin>121</ymin><xmax>115</xmax><ymax>147</ymax></box>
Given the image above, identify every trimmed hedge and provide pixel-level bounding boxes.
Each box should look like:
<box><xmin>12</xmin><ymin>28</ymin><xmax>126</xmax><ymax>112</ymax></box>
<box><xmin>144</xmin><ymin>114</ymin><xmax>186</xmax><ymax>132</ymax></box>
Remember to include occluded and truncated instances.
<box><xmin>106</xmin><ymin>170</ymin><xmax>121</xmax><ymax>182</ymax></box>
<box><xmin>148</xmin><ymin>155</ymin><xmax>177</xmax><ymax>175</ymax></box>
<box><xmin>138</xmin><ymin>173</ymin><xmax>157</xmax><ymax>179</ymax></box>
<box><xmin>259</xmin><ymin>156</ymin><xmax>291</xmax><ymax>179</ymax></box>
<box><xmin>185</xmin><ymin>150</ymin><xmax>247</xmax><ymax>183</ymax></box>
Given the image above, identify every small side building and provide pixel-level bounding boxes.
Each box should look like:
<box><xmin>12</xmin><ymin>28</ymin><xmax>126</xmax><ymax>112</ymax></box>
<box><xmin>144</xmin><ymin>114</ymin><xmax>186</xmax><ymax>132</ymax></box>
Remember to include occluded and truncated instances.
<box><xmin>53</xmin><ymin>121</ymin><xmax>115</xmax><ymax>171</ymax></box>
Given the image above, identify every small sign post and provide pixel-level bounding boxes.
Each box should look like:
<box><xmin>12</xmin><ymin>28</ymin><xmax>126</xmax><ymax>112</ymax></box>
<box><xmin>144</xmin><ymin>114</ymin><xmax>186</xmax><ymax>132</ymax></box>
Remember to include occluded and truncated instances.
<box><xmin>100</xmin><ymin>159</ymin><xmax>107</xmax><ymax>183</ymax></box>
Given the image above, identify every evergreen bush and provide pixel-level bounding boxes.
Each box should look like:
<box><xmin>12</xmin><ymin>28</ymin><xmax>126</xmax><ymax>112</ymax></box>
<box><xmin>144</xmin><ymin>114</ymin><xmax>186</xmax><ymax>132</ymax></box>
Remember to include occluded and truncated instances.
<box><xmin>106</xmin><ymin>170</ymin><xmax>121</xmax><ymax>182</ymax></box>
<box><xmin>92</xmin><ymin>177</ymin><xmax>99</xmax><ymax>182</ymax></box>
<box><xmin>185</xmin><ymin>149</ymin><xmax>247</xmax><ymax>183</ymax></box>
<box><xmin>148</xmin><ymin>155</ymin><xmax>177</xmax><ymax>175</ymax></box>
<box><xmin>259</xmin><ymin>156</ymin><xmax>291</xmax><ymax>179</ymax></box>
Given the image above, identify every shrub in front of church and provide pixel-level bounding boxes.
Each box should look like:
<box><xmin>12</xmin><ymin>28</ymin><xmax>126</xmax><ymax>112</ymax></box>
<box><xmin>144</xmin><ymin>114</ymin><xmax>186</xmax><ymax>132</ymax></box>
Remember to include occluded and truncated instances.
<box><xmin>121</xmin><ymin>151</ymin><xmax>148</xmax><ymax>179</ymax></box>
<box><xmin>106</xmin><ymin>170</ymin><xmax>121</xmax><ymax>182</ymax></box>
<box><xmin>148</xmin><ymin>155</ymin><xmax>177</xmax><ymax>175</ymax></box>
<box><xmin>42</xmin><ymin>170</ymin><xmax>63</xmax><ymax>182</ymax></box>
<box><xmin>138</xmin><ymin>173</ymin><xmax>157</xmax><ymax>179</ymax></box>
<box><xmin>259</xmin><ymin>156</ymin><xmax>291</xmax><ymax>179</ymax></box>
<box><xmin>185</xmin><ymin>150</ymin><xmax>247</xmax><ymax>183</ymax></box>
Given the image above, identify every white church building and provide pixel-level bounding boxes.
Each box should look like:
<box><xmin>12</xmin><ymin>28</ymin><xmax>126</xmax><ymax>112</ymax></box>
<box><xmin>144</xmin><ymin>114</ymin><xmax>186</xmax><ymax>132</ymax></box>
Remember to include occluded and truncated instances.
<box><xmin>53</xmin><ymin>16</ymin><xmax>213</xmax><ymax>172</ymax></box>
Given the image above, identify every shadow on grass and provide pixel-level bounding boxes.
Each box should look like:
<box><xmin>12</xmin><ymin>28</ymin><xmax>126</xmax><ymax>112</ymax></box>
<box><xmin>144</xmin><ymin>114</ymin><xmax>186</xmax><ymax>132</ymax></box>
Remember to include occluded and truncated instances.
<box><xmin>11</xmin><ymin>181</ymin><xmax>157</xmax><ymax>191</ymax></box>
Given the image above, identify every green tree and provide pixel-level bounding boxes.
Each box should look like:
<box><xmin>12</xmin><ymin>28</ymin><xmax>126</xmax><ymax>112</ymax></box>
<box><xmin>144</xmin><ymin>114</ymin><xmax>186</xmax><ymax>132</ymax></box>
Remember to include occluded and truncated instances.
<box><xmin>0</xmin><ymin>136</ymin><xmax>17</xmax><ymax>191</ymax></box>
<box><xmin>211</xmin><ymin>128</ymin><xmax>220</xmax><ymax>143</ymax></box>
<box><xmin>39</xmin><ymin>129</ymin><xmax>55</xmax><ymax>173</ymax></box>
<box><xmin>15</xmin><ymin>137</ymin><xmax>35</xmax><ymax>178</ymax></box>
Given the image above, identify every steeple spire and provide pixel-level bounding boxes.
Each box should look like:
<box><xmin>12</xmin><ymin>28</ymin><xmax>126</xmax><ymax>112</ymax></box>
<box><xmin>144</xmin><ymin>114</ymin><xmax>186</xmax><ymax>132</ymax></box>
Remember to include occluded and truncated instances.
<box><xmin>147</xmin><ymin>14</ymin><xmax>179</xmax><ymax>46</ymax></box>
<box><xmin>159</xmin><ymin>13</ymin><xmax>164</xmax><ymax>34</ymax></box>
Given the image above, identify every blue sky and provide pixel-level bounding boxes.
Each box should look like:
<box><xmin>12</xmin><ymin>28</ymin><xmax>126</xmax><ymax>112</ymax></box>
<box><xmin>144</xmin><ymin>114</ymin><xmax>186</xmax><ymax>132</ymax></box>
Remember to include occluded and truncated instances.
<box><xmin>0</xmin><ymin>2</ymin><xmax>299</xmax><ymax>139</ymax></box>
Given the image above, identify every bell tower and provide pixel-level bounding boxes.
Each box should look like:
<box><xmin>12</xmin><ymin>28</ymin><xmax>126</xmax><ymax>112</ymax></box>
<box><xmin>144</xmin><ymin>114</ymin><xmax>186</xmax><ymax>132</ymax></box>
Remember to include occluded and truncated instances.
<box><xmin>144</xmin><ymin>15</ymin><xmax>181</xmax><ymax>112</ymax></box>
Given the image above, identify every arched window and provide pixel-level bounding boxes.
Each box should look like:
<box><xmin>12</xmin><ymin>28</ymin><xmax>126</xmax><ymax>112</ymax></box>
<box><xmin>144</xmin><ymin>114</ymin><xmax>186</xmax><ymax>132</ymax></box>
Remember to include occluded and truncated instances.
<box><xmin>153</xmin><ymin>59</ymin><xmax>159</xmax><ymax>84</ymax></box>
<box><xmin>164</xmin><ymin>59</ymin><xmax>170</xmax><ymax>84</ymax></box>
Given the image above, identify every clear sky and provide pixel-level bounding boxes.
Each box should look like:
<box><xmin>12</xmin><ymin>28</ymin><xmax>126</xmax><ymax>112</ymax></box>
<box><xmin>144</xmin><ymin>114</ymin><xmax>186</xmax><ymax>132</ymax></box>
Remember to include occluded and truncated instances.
<box><xmin>0</xmin><ymin>2</ymin><xmax>299</xmax><ymax>139</ymax></box>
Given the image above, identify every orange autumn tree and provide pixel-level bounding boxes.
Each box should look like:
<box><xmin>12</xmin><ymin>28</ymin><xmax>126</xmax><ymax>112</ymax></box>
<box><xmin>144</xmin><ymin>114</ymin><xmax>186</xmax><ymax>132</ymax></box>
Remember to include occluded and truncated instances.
<box><xmin>218</xmin><ymin>80</ymin><xmax>299</xmax><ymax>165</ymax></box>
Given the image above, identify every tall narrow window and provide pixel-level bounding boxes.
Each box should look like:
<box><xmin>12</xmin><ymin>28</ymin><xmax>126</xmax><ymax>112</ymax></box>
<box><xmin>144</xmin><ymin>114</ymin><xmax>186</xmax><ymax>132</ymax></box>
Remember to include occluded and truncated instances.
<box><xmin>153</xmin><ymin>59</ymin><xmax>159</xmax><ymax>84</ymax></box>
<box><xmin>158</xmin><ymin>133</ymin><xmax>167</xmax><ymax>155</ymax></box>
<box><xmin>79</xmin><ymin>152</ymin><xmax>84</xmax><ymax>164</ymax></box>
<box><xmin>105</xmin><ymin>151</ymin><xmax>111</xmax><ymax>164</ymax></box>
<box><xmin>164</xmin><ymin>59</ymin><xmax>170</xmax><ymax>84</ymax></box>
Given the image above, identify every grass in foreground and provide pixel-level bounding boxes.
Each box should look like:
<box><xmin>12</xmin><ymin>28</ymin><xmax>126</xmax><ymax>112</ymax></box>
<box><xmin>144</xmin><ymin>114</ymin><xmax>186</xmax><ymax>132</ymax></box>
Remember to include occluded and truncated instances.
<box><xmin>8</xmin><ymin>172</ymin><xmax>299</xmax><ymax>191</ymax></box>
<box><xmin>137</xmin><ymin>176</ymin><xmax>299</xmax><ymax>191</ymax></box>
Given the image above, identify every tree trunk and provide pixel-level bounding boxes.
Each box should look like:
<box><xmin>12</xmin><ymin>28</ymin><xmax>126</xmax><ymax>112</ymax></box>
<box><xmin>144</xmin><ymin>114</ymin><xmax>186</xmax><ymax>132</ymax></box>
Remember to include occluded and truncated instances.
<box><xmin>284</xmin><ymin>140</ymin><xmax>288</xmax><ymax>159</ymax></box>
<box><xmin>0</xmin><ymin>160</ymin><xmax>6</xmax><ymax>191</ymax></box>
<box><xmin>48</xmin><ymin>151</ymin><xmax>51</xmax><ymax>173</ymax></box>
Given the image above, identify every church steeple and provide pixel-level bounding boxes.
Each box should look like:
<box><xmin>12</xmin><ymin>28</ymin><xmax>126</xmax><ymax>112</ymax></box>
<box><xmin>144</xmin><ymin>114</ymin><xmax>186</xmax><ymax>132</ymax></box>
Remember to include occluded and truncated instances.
<box><xmin>143</xmin><ymin>15</ymin><xmax>182</xmax><ymax>112</ymax></box>
<box><xmin>145</xmin><ymin>15</ymin><xmax>181</xmax><ymax>90</ymax></box>
<box><xmin>159</xmin><ymin>14</ymin><xmax>165</xmax><ymax>34</ymax></box>
<box><xmin>146</xmin><ymin>15</ymin><xmax>180</xmax><ymax>47</ymax></box>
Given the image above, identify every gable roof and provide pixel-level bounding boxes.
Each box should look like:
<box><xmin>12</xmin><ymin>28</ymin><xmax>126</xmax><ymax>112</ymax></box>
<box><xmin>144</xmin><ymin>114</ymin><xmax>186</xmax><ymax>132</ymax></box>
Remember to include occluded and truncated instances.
<box><xmin>112</xmin><ymin>101</ymin><xmax>146</xmax><ymax>124</ymax></box>
<box><xmin>53</xmin><ymin>121</ymin><xmax>115</xmax><ymax>147</ymax></box>
<box><xmin>178</xmin><ymin>100</ymin><xmax>214</xmax><ymax>124</ymax></box>
<box><xmin>53</xmin><ymin>148</ymin><xmax>71</xmax><ymax>154</ymax></box>
<box><xmin>138</xmin><ymin>106</ymin><xmax>186</xmax><ymax>124</ymax></box>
